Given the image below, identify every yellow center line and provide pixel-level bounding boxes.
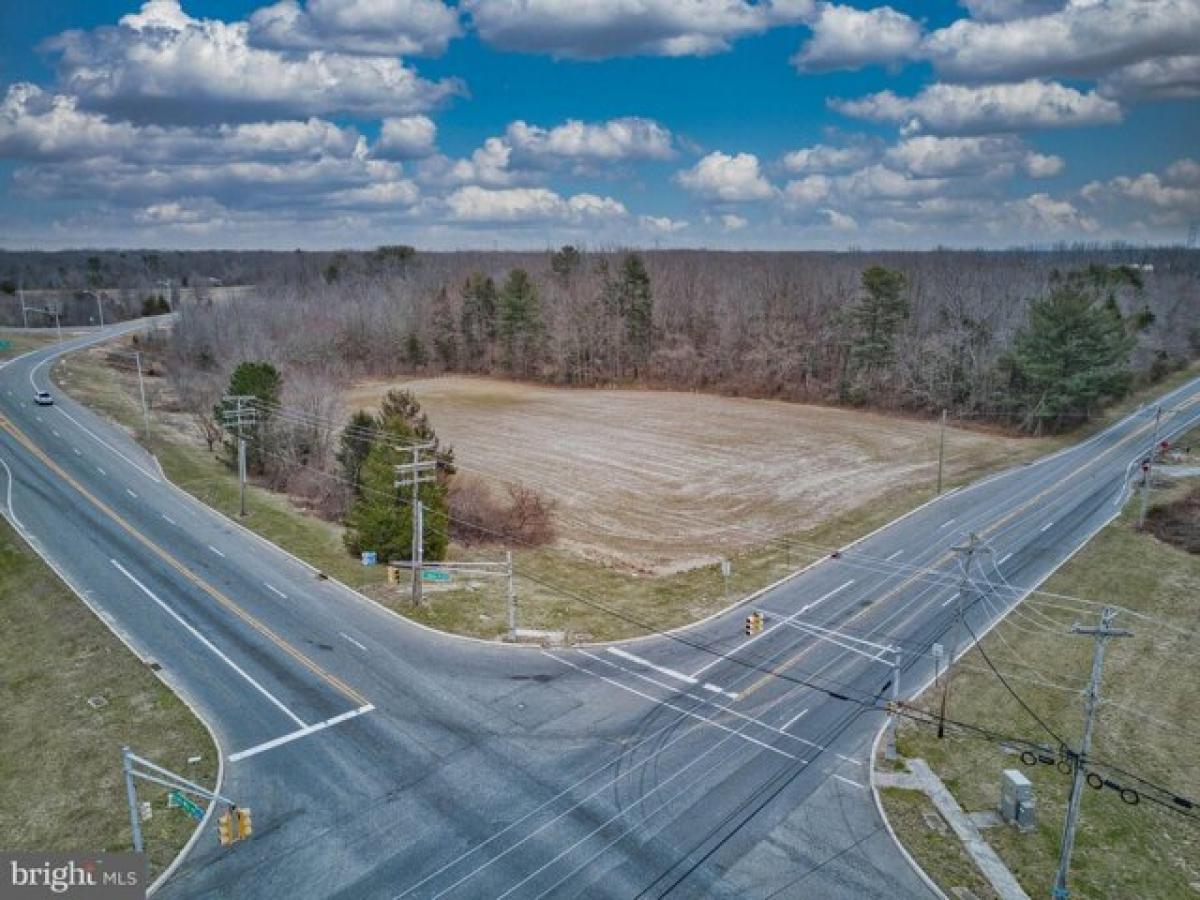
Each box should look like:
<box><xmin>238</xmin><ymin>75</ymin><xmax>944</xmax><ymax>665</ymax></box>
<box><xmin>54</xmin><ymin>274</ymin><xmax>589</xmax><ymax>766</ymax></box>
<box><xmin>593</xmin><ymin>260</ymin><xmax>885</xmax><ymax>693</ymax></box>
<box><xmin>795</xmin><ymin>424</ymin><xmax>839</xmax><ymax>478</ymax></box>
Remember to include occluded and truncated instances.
<box><xmin>0</xmin><ymin>414</ymin><xmax>370</xmax><ymax>708</ymax></box>
<box><xmin>735</xmin><ymin>399</ymin><xmax>1196</xmax><ymax>702</ymax></box>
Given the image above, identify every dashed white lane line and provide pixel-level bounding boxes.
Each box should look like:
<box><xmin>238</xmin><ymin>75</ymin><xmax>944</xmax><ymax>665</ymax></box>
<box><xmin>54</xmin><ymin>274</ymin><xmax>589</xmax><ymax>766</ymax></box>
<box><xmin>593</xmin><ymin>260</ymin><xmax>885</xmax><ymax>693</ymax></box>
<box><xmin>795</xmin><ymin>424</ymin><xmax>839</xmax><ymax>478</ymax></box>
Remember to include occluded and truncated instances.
<box><xmin>110</xmin><ymin>558</ymin><xmax>306</xmax><ymax>728</ymax></box>
<box><xmin>160</xmin><ymin>513</ymin><xmax>176</xmax><ymax>525</ymax></box>
<box><xmin>55</xmin><ymin>405</ymin><xmax>161</xmax><ymax>483</ymax></box>
<box><xmin>1040</xmin><ymin>521</ymin><xmax>1055</xmax><ymax>533</ymax></box>
<box><xmin>125</xmin><ymin>488</ymin><xmax>138</xmax><ymax>499</ymax></box>
<box><xmin>832</xmin><ymin>774</ymin><xmax>866</xmax><ymax>790</ymax></box>
<box><xmin>885</xmin><ymin>549</ymin><xmax>904</xmax><ymax>561</ymax></box>
<box><xmin>207</xmin><ymin>545</ymin><xmax>225</xmax><ymax>558</ymax></box>
<box><xmin>782</xmin><ymin>708</ymin><xmax>809</xmax><ymax>731</ymax></box>
<box><xmin>339</xmin><ymin>632</ymin><xmax>367</xmax><ymax>651</ymax></box>
<box><xmin>264</xmin><ymin>582</ymin><xmax>289</xmax><ymax>600</ymax></box>
<box><xmin>228</xmin><ymin>704</ymin><xmax>374</xmax><ymax>763</ymax></box>
<box><xmin>51</xmin><ymin>429</ymin><xmax>59</xmax><ymax>437</ymax></box>
<box><xmin>998</xmin><ymin>552</ymin><xmax>1013</xmax><ymax>565</ymax></box>
<box><xmin>608</xmin><ymin>646</ymin><xmax>697</xmax><ymax>686</ymax></box>
<box><xmin>938</xmin><ymin>517</ymin><xmax>956</xmax><ymax>530</ymax></box>
<box><xmin>72</xmin><ymin>447</ymin><xmax>80</xmax><ymax>455</ymax></box>
<box><xmin>96</xmin><ymin>466</ymin><xmax>106</xmax><ymax>476</ymax></box>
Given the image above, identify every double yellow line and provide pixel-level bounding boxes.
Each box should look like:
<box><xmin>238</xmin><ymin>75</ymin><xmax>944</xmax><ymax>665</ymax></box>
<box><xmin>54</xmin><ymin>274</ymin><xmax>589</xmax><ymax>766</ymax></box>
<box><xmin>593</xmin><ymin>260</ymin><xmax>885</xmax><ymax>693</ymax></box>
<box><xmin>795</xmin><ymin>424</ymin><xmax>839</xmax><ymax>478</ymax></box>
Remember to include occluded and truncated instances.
<box><xmin>0</xmin><ymin>414</ymin><xmax>370</xmax><ymax>708</ymax></box>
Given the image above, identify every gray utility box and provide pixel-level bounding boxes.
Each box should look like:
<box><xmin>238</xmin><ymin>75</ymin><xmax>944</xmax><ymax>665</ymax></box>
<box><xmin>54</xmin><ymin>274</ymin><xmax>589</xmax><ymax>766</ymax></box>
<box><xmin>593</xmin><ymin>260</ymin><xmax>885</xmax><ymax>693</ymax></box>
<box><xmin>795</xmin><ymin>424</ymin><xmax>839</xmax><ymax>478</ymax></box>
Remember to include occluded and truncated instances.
<box><xmin>999</xmin><ymin>769</ymin><xmax>1036</xmax><ymax>832</ymax></box>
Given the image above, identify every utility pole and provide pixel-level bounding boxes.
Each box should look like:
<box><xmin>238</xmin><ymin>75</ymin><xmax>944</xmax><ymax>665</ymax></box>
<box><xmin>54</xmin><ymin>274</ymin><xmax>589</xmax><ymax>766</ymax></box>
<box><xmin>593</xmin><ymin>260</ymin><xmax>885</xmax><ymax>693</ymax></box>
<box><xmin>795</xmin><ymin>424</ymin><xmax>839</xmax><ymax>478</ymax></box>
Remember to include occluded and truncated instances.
<box><xmin>939</xmin><ymin>532</ymin><xmax>989</xmax><ymax>738</ymax></box>
<box><xmin>1138</xmin><ymin>405</ymin><xmax>1162</xmax><ymax>529</ymax></box>
<box><xmin>122</xmin><ymin>745</ymin><xmax>144</xmax><ymax>855</ymax></box>
<box><xmin>936</xmin><ymin>409</ymin><xmax>947</xmax><ymax>495</ymax></box>
<box><xmin>506</xmin><ymin>549</ymin><xmax>517</xmax><ymax>639</ymax></box>
<box><xmin>1052</xmin><ymin>607</ymin><xmax>1130</xmax><ymax>900</ymax></box>
<box><xmin>885</xmin><ymin>647</ymin><xmax>901</xmax><ymax>760</ymax></box>
<box><xmin>393</xmin><ymin>443</ymin><xmax>436</xmax><ymax>607</ymax></box>
<box><xmin>133</xmin><ymin>351</ymin><xmax>150</xmax><ymax>443</ymax></box>
<box><xmin>18</xmin><ymin>277</ymin><xmax>27</xmax><ymax>328</ymax></box>
<box><xmin>221</xmin><ymin>396</ymin><xmax>256</xmax><ymax>517</ymax></box>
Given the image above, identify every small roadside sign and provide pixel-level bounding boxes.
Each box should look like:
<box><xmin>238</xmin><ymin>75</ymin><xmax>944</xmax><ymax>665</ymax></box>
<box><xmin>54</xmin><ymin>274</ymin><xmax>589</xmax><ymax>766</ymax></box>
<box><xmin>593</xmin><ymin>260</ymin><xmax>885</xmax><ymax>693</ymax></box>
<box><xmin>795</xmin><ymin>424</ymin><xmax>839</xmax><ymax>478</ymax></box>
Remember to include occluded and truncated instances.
<box><xmin>421</xmin><ymin>569</ymin><xmax>451</xmax><ymax>583</ymax></box>
<box><xmin>169</xmin><ymin>790</ymin><xmax>205</xmax><ymax>822</ymax></box>
<box><xmin>720</xmin><ymin>559</ymin><xmax>731</xmax><ymax>578</ymax></box>
<box><xmin>361</xmin><ymin>550</ymin><xmax>377</xmax><ymax>566</ymax></box>
<box><xmin>0</xmin><ymin>340</ymin><xmax>10</xmax><ymax>350</ymax></box>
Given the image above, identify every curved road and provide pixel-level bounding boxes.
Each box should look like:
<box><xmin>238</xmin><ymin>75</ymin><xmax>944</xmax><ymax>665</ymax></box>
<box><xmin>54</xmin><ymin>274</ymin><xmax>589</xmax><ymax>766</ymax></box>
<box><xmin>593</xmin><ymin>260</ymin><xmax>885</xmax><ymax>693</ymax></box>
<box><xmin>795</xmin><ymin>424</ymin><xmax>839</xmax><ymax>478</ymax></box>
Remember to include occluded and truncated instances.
<box><xmin>2</xmin><ymin>321</ymin><xmax>1198</xmax><ymax>899</ymax></box>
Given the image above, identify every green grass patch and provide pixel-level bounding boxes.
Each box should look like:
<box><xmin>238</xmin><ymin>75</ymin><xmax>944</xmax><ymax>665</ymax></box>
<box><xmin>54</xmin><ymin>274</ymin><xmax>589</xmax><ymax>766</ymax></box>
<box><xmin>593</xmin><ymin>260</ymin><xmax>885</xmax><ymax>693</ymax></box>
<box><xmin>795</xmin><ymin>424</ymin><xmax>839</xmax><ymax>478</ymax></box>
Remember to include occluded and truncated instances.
<box><xmin>886</xmin><ymin>490</ymin><xmax>1200</xmax><ymax>899</ymax></box>
<box><xmin>0</xmin><ymin>518</ymin><xmax>218</xmax><ymax>875</ymax></box>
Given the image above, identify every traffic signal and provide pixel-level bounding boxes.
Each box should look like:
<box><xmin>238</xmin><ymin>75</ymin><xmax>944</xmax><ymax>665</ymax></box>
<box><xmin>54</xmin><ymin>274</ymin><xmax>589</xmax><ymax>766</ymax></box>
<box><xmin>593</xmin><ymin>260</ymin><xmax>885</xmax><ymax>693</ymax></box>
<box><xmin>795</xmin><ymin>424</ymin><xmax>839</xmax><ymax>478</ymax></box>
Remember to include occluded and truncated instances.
<box><xmin>744</xmin><ymin>615</ymin><xmax>755</xmax><ymax>636</ymax></box>
<box><xmin>217</xmin><ymin>811</ymin><xmax>233</xmax><ymax>846</ymax></box>
<box><xmin>744</xmin><ymin>612</ymin><xmax>764</xmax><ymax>636</ymax></box>
<box><xmin>236</xmin><ymin>807</ymin><xmax>253</xmax><ymax>840</ymax></box>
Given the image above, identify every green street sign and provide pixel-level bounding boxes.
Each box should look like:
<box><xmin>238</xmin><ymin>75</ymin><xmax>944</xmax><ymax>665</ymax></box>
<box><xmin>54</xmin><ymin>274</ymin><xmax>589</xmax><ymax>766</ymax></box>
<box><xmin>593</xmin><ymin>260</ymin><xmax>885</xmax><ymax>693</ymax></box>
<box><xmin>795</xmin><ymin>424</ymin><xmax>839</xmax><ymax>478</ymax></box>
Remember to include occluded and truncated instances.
<box><xmin>0</xmin><ymin>341</ymin><xmax>11</xmax><ymax>350</ymax></box>
<box><xmin>421</xmin><ymin>570</ymin><xmax>451</xmax><ymax>583</ymax></box>
<box><xmin>169</xmin><ymin>790</ymin><xmax>205</xmax><ymax>822</ymax></box>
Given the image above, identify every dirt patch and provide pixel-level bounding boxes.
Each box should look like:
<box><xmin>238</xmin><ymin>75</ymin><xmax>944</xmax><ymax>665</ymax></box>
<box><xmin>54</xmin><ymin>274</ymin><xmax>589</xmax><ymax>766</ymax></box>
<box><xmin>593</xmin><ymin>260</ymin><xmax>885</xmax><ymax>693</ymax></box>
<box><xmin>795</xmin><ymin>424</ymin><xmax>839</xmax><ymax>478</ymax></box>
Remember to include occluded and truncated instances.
<box><xmin>1145</xmin><ymin>484</ymin><xmax>1200</xmax><ymax>553</ymax></box>
<box><xmin>346</xmin><ymin>376</ymin><xmax>1033</xmax><ymax>572</ymax></box>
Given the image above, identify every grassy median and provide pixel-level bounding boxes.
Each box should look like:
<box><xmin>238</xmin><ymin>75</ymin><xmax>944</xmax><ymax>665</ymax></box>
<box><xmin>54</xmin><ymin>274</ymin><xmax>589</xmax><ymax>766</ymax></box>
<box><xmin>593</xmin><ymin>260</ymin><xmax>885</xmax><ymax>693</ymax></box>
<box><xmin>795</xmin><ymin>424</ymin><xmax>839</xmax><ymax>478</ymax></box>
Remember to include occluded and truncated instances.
<box><xmin>0</xmin><ymin>517</ymin><xmax>218</xmax><ymax>877</ymax></box>
<box><xmin>880</xmin><ymin>486</ymin><xmax>1200</xmax><ymax>899</ymax></box>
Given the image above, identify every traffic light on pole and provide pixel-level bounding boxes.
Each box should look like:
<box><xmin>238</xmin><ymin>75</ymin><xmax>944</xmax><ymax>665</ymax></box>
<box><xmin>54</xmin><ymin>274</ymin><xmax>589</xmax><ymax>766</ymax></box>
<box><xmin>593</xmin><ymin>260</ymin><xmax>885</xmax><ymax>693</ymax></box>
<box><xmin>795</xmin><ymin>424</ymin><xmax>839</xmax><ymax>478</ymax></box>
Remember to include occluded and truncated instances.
<box><xmin>236</xmin><ymin>807</ymin><xmax>253</xmax><ymax>840</ymax></box>
<box><xmin>217</xmin><ymin>811</ymin><xmax>234</xmax><ymax>846</ymax></box>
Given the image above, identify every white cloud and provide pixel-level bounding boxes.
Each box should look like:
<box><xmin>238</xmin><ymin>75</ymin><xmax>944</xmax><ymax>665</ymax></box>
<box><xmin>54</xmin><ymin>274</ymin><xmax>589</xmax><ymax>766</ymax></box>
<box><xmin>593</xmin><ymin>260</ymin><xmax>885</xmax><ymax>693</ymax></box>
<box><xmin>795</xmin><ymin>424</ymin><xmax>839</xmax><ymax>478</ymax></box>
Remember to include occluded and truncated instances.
<box><xmin>44</xmin><ymin>0</ymin><xmax>462</xmax><ymax>123</ymax></box>
<box><xmin>1008</xmin><ymin>192</ymin><xmax>1098</xmax><ymax>234</ymax></box>
<box><xmin>463</xmin><ymin>0</ymin><xmax>813</xmax><ymax>59</ymax></box>
<box><xmin>958</xmin><ymin>0</ymin><xmax>1065</xmax><ymax>23</ymax></box>
<box><xmin>720</xmin><ymin>213</ymin><xmax>748</xmax><ymax>230</ymax></box>
<box><xmin>822</xmin><ymin>208</ymin><xmax>858</xmax><ymax>230</ymax></box>
<box><xmin>832</xmin><ymin>79</ymin><xmax>1121</xmax><ymax>134</ymax></box>
<box><xmin>1080</xmin><ymin>159</ymin><xmax>1200</xmax><ymax>226</ymax></box>
<box><xmin>444</xmin><ymin>185</ymin><xmax>627</xmax><ymax>222</ymax></box>
<box><xmin>419</xmin><ymin>137</ymin><xmax>517</xmax><ymax>187</ymax></box>
<box><xmin>327</xmin><ymin>179</ymin><xmax>421</xmax><ymax>207</ymax></box>
<box><xmin>885</xmin><ymin>134</ymin><xmax>1062</xmax><ymax>179</ymax></box>
<box><xmin>134</xmin><ymin>196</ymin><xmax>231</xmax><ymax>234</ymax></box>
<box><xmin>783</xmin><ymin>174</ymin><xmax>832</xmax><ymax>206</ymax></box>
<box><xmin>376</xmin><ymin>116</ymin><xmax>438</xmax><ymax>159</ymax></box>
<box><xmin>0</xmin><ymin>83</ymin><xmax>135</xmax><ymax>160</ymax></box>
<box><xmin>248</xmin><ymin>0</ymin><xmax>461</xmax><ymax>56</ymax></box>
<box><xmin>792</xmin><ymin>3</ymin><xmax>922</xmax><ymax>72</ymax></box>
<box><xmin>675</xmin><ymin>151</ymin><xmax>775</xmax><ymax>201</ymax></box>
<box><xmin>639</xmin><ymin>214</ymin><xmax>688</xmax><ymax>233</ymax></box>
<box><xmin>1099</xmin><ymin>54</ymin><xmax>1200</xmax><ymax>100</ymax></box>
<box><xmin>924</xmin><ymin>0</ymin><xmax>1200</xmax><ymax>81</ymax></box>
<box><xmin>780</xmin><ymin>141</ymin><xmax>875</xmax><ymax>174</ymax></box>
<box><xmin>505</xmin><ymin>117</ymin><xmax>675</xmax><ymax>163</ymax></box>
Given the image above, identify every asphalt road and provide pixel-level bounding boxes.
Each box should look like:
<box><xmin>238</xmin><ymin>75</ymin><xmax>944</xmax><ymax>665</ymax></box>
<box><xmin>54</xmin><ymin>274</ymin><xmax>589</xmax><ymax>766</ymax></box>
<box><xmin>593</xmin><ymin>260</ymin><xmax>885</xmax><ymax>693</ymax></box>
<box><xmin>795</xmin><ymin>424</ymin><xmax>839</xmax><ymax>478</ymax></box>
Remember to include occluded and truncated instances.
<box><xmin>2</xmin><ymin>321</ymin><xmax>1198</xmax><ymax>899</ymax></box>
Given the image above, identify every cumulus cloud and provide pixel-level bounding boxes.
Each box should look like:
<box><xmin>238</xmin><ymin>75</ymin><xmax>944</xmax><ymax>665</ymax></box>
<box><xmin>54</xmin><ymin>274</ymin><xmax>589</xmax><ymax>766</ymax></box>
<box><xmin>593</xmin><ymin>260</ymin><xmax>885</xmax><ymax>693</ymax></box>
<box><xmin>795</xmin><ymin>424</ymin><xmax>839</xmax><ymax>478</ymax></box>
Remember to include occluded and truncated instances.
<box><xmin>43</xmin><ymin>0</ymin><xmax>462</xmax><ymax>124</ymax></box>
<box><xmin>248</xmin><ymin>0</ymin><xmax>461</xmax><ymax>56</ymax></box>
<box><xmin>1008</xmin><ymin>192</ymin><xmax>1098</xmax><ymax>234</ymax></box>
<box><xmin>1080</xmin><ymin>158</ymin><xmax>1200</xmax><ymax>226</ymax></box>
<box><xmin>822</xmin><ymin>208</ymin><xmax>858</xmax><ymax>230</ymax></box>
<box><xmin>720</xmin><ymin>213</ymin><xmax>748</xmax><ymax>230</ymax></box>
<box><xmin>675</xmin><ymin>151</ymin><xmax>775</xmax><ymax>201</ymax></box>
<box><xmin>780</xmin><ymin>141</ymin><xmax>876</xmax><ymax>174</ymax></box>
<box><xmin>958</xmin><ymin>0</ymin><xmax>1065</xmax><ymax>23</ymax></box>
<box><xmin>505</xmin><ymin>117</ymin><xmax>675</xmax><ymax>163</ymax></box>
<box><xmin>463</xmin><ymin>0</ymin><xmax>812</xmax><ymax>59</ymax></box>
<box><xmin>924</xmin><ymin>0</ymin><xmax>1200</xmax><ymax>81</ymax></box>
<box><xmin>640</xmin><ymin>214</ymin><xmax>688</xmax><ymax>233</ymax></box>
<box><xmin>376</xmin><ymin>116</ymin><xmax>438</xmax><ymax>159</ymax></box>
<box><xmin>885</xmin><ymin>134</ymin><xmax>1062</xmax><ymax>178</ymax></box>
<box><xmin>831</xmin><ymin>79</ymin><xmax>1121</xmax><ymax>134</ymax></box>
<box><xmin>418</xmin><ymin>137</ymin><xmax>517</xmax><ymax>187</ymax></box>
<box><xmin>1099</xmin><ymin>54</ymin><xmax>1200</xmax><ymax>100</ymax></box>
<box><xmin>444</xmin><ymin>185</ymin><xmax>627</xmax><ymax>222</ymax></box>
<box><xmin>792</xmin><ymin>3</ymin><xmax>922</xmax><ymax>72</ymax></box>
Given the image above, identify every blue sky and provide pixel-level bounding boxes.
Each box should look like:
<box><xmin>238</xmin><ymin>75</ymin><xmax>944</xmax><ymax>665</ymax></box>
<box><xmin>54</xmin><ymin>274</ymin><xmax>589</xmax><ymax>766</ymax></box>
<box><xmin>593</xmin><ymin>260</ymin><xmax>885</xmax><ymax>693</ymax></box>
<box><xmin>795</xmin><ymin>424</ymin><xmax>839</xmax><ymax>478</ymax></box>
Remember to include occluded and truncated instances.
<box><xmin>1</xmin><ymin>0</ymin><xmax>1197</xmax><ymax>249</ymax></box>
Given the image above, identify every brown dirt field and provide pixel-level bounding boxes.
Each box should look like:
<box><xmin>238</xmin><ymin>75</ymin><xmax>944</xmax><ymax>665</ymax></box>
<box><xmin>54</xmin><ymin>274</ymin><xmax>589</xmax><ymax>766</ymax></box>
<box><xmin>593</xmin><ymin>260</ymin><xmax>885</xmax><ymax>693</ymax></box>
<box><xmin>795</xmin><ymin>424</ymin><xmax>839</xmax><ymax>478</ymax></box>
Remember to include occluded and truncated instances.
<box><xmin>346</xmin><ymin>377</ymin><xmax>1035</xmax><ymax>571</ymax></box>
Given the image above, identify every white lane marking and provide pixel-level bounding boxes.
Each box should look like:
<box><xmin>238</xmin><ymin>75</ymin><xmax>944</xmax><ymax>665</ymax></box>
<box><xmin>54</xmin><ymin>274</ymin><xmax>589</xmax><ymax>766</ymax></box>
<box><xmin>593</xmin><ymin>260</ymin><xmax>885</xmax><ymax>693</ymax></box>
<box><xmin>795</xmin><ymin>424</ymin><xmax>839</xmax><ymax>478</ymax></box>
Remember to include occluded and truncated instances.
<box><xmin>96</xmin><ymin>466</ymin><xmax>106</xmax><ymax>476</ymax></box>
<box><xmin>228</xmin><ymin>704</ymin><xmax>374</xmax><ymax>763</ymax></box>
<box><xmin>553</xmin><ymin>653</ymin><xmax>796</xmax><ymax>759</ymax></box>
<box><xmin>339</xmin><ymin>632</ymin><xmax>367</xmax><ymax>651</ymax></box>
<box><xmin>782</xmin><ymin>708</ymin><xmax>809</xmax><ymax>731</ymax></box>
<box><xmin>51</xmin><ymin>429</ymin><xmax>59</xmax><ymax>437</ymax></box>
<box><xmin>832</xmin><ymin>774</ymin><xmax>865</xmax><ymax>790</ymax></box>
<box><xmin>938</xmin><ymin>517</ymin><xmax>956</xmax><ymax>530</ymax></box>
<box><xmin>72</xmin><ymin>447</ymin><xmax>81</xmax><ymax>456</ymax></box>
<box><xmin>160</xmin><ymin>513</ymin><xmax>176</xmax><ymax>525</ymax></box>
<box><xmin>941</xmin><ymin>595</ymin><xmax>955</xmax><ymax>607</ymax></box>
<box><xmin>125</xmin><ymin>488</ymin><xmax>138</xmax><ymax>499</ymax></box>
<box><xmin>1040</xmin><ymin>521</ymin><xmax>1054</xmax><ymax>533</ymax></box>
<box><xmin>35</xmin><ymin>415</ymin><xmax>42</xmax><ymax>422</ymax></box>
<box><xmin>264</xmin><ymin>582</ymin><xmax>289</xmax><ymax>600</ymax></box>
<box><xmin>780</xmin><ymin>620</ymin><xmax>894</xmax><ymax>663</ymax></box>
<box><xmin>0</xmin><ymin>457</ymin><xmax>28</xmax><ymax>531</ymax></box>
<box><xmin>110</xmin><ymin>559</ymin><xmax>306</xmax><ymax>728</ymax></box>
<box><xmin>55</xmin><ymin>406</ymin><xmax>161</xmax><ymax>483</ymax></box>
<box><xmin>885</xmin><ymin>549</ymin><xmax>904</xmax><ymax>561</ymax></box>
<box><xmin>608</xmin><ymin>646</ymin><xmax>697</xmax><ymax>686</ymax></box>
<box><xmin>998</xmin><ymin>552</ymin><xmax>1013</xmax><ymax>565</ymax></box>
<box><xmin>702</xmin><ymin>682</ymin><xmax>740</xmax><ymax>700</ymax></box>
<box><xmin>691</xmin><ymin>579</ymin><xmax>856</xmax><ymax>679</ymax></box>
<box><xmin>207</xmin><ymin>545</ymin><xmax>225</xmax><ymax>558</ymax></box>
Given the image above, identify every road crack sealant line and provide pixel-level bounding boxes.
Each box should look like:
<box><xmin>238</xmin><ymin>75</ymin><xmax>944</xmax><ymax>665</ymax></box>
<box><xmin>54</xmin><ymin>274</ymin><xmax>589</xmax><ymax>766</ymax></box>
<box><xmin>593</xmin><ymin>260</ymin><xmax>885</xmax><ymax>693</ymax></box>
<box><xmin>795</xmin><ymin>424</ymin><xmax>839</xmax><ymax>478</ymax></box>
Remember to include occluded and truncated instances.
<box><xmin>0</xmin><ymin>447</ymin><xmax>225</xmax><ymax>896</ymax></box>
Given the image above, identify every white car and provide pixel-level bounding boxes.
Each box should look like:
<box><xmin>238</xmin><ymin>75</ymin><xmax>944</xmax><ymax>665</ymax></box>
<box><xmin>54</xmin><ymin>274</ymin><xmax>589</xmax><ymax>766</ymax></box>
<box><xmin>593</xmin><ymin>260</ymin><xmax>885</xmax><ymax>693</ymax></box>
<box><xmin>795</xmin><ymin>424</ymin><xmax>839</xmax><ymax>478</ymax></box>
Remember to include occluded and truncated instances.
<box><xmin>34</xmin><ymin>390</ymin><xmax>53</xmax><ymax>406</ymax></box>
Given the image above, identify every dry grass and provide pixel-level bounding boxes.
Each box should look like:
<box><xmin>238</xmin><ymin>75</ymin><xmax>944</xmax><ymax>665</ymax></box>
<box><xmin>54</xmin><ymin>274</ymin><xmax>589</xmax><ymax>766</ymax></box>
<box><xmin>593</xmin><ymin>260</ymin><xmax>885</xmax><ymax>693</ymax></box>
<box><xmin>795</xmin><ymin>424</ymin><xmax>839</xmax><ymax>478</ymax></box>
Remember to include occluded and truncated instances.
<box><xmin>347</xmin><ymin>376</ymin><xmax>1040</xmax><ymax>572</ymax></box>
<box><xmin>883</xmin><ymin>487</ymin><xmax>1200</xmax><ymax>899</ymax></box>
<box><xmin>0</xmin><ymin>519</ymin><xmax>217</xmax><ymax>875</ymax></box>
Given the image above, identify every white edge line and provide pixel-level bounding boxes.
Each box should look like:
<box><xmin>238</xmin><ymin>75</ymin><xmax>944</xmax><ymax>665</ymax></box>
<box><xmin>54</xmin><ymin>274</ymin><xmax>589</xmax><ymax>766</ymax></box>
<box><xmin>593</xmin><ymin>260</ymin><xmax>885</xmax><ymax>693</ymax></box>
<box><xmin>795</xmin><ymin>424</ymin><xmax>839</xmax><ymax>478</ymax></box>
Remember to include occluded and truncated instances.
<box><xmin>998</xmin><ymin>552</ymin><xmax>1013</xmax><ymax>565</ymax></box>
<box><xmin>782</xmin><ymin>708</ymin><xmax>808</xmax><ymax>731</ymax></box>
<box><xmin>0</xmin><ymin>439</ymin><xmax>224</xmax><ymax>898</ymax></box>
<box><xmin>832</xmin><ymin>774</ymin><xmax>866</xmax><ymax>790</ymax></box>
<box><xmin>608</xmin><ymin>646</ymin><xmax>698</xmax><ymax>685</ymax></box>
<box><xmin>110</xmin><ymin>558</ymin><xmax>306</xmax><ymax>729</ymax></box>
<box><xmin>55</xmin><ymin>405</ymin><xmax>161</xmax><ymax>484</ymax></box>
<box><xmin>228</xmin><ymin>704</ymin><xmax>374</xmax><ymax>763</ymax></box>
